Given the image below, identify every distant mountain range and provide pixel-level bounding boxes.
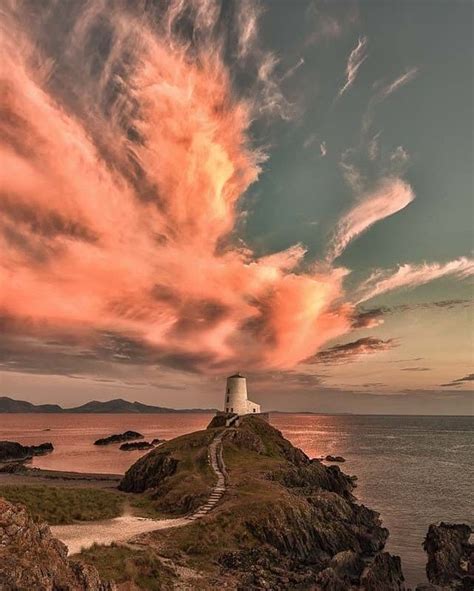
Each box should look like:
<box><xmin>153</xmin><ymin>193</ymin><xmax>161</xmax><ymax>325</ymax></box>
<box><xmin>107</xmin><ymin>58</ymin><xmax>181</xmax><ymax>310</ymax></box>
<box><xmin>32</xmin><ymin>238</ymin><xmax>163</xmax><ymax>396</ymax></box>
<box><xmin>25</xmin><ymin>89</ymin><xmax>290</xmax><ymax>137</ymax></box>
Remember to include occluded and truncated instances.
<box><xmin>0</xmin><ymin>396</ymin><xmax>217</xmax><ymax>414</ymax></box>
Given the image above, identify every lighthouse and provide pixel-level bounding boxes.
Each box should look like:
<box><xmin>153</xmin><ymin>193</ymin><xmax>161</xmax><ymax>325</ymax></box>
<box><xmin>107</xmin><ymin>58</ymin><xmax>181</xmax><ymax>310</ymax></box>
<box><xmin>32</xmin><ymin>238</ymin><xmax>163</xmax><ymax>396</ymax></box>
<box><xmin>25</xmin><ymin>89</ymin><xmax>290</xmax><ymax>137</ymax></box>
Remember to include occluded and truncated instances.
<box><xmin>224</xmin><ymin>373</ymin><xmax>261</xmax><ymax>415</ymax></box>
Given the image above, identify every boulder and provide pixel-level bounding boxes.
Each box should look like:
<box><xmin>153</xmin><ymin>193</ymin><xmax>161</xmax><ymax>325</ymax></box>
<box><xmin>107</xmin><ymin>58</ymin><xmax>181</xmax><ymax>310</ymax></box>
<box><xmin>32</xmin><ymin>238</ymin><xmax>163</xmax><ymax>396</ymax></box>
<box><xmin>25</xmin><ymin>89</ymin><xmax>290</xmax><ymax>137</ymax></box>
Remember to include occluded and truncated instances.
<box><xmin>0</xmin><ymin>497</ymin><xmax>115</xmax><ymax>590</ymax></box>
<box><xmin>93</xmin><ymin>431</ymin><xmax>143</xmax><ymax>445</ymax></box>
<box><xmin>423</xmin><ymin>522</ymin><xmax>473</xmax><ymax>589</ymax></box>
<box><xmin>325</xmin><ymin>455</ymin><xmax>346</xmax><ymax>463</ymax></box>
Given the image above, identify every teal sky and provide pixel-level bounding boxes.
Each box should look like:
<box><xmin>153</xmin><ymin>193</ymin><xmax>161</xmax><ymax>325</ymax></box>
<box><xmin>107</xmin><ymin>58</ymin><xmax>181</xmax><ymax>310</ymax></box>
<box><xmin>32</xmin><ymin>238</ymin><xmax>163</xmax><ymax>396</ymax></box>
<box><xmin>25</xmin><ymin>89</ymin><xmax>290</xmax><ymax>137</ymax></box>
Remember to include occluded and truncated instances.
<box><xmin>0</xmin><ymin>0</ymin><xmax>472</xmax><ymax>413</ymax></box>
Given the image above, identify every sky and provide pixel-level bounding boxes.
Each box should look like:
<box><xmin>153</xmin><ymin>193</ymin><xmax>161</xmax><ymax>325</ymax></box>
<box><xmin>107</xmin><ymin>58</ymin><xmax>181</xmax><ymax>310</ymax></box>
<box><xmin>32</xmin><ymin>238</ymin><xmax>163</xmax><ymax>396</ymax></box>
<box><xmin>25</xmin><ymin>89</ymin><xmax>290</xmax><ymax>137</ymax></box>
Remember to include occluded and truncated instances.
<box><xmin>0</xmin><ymin>0</ymin><xmax>472</xmax><ymax>414</ymax></box>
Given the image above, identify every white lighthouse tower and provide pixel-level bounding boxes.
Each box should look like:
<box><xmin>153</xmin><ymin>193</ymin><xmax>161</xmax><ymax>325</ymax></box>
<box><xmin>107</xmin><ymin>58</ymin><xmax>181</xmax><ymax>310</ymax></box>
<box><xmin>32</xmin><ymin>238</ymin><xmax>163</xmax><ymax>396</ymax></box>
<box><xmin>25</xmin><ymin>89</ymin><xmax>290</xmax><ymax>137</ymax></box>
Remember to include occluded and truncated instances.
<box><xmin>224</xmin><ymin>373</ymin><xmax>260</xmax><ymax>415</ymax></box>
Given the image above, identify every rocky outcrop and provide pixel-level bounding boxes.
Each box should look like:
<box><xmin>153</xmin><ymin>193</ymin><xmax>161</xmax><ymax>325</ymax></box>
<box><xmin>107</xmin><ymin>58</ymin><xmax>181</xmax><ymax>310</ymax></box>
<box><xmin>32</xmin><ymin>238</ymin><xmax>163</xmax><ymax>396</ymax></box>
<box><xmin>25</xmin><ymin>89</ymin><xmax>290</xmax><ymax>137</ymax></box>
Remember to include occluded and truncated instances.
<box><xmin>119</xmin><ymin>441</ymin><xmax>154</xmax><ymax>451</ymax></box>
<box><xmin>0</xmin><ymin>440</ymin><xmax>54</xmax><ymax>462</ymax></box>
<box><xmin>93</xmin><ymin>430</ymin><xmax>143</xmax><ymax>445</ymax></box>
<box><xmin>421</xmin><ymin>522</ymin><xmax>473</xmax><ymax>590</ymax></box>
<box><xmin>325</xmin><ymin>455</ymin><xmax>346</xmax><ymax>463</ymax></box>
<box><xmin>119</xmin><ymin>450</ymin><xmax>178</xmax><ymax>492</ymax></box>
<box><xmin>360</xmin><ymin>552</ymin><xmax>405</xmax><ymax>590</ymax></box>
<box><xmin>0</xmin><ymin>497</ymin><xmax>114</xmax><ymax>590</ymax></box>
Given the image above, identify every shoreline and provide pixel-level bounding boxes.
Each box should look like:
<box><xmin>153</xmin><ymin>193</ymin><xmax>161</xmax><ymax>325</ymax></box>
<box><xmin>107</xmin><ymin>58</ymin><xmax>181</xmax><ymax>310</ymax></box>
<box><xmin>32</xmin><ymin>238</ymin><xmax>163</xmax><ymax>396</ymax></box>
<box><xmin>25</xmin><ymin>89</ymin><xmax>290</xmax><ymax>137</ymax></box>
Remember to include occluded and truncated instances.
<box><xmin>0</xmin><ymin>465</ymin><xmax>122</xmax><ymax>489</ymax></box>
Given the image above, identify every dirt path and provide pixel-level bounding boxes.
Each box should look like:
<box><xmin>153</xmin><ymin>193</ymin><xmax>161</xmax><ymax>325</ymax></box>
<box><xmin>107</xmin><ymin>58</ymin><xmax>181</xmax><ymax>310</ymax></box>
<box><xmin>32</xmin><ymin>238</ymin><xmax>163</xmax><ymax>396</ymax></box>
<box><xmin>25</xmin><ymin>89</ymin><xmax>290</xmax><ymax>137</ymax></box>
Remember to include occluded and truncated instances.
<box><xmin>52</xmin><ymin>429</ymin><xmax>228</xmax><ymax>554</ymax></box>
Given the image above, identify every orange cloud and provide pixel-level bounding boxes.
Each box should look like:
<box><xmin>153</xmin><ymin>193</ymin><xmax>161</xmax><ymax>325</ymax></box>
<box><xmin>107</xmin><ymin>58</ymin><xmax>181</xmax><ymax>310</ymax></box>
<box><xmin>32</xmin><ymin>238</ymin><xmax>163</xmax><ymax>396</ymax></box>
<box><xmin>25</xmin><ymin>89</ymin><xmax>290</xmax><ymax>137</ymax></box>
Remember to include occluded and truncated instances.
<box><xmin>0</xmin><ymin>2</ymin><xmax>351</xmax><ymax>373</ymax></box>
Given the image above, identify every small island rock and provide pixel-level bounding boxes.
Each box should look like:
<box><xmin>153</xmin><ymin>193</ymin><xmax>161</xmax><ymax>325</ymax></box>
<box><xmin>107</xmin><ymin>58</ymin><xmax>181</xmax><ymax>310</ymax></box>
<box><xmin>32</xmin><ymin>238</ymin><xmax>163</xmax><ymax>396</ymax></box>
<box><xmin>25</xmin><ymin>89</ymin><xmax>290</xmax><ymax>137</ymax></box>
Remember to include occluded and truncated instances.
<box><xmin>0</xmin><ymin>441</ymin><xmax>54</xmax><ymax>462</ymax></box>
<box><xmin>93</xmin><ymin>431</ymin><xmax>143</xmax><ymax>445</ymax></box>
<box><xmin>119</xmin><ymin>441</ymin><xmax>154</xmax><ymax>451</ymax></box>
<box><xmin>325</xmin><ymin>455</ymin><xmax>346</xmax><ymax>462</ymax></box>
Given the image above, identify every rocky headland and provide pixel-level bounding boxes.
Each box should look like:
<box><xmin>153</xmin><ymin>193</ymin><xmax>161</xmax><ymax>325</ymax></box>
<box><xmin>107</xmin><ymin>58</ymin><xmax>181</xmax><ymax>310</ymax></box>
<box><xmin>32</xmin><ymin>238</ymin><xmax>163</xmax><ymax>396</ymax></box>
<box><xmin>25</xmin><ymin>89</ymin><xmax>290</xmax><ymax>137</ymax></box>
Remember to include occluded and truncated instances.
<box><xmin>116</xmin><ymin>415</ymin><xmax>406</xmax><ymax>589</ymax></box>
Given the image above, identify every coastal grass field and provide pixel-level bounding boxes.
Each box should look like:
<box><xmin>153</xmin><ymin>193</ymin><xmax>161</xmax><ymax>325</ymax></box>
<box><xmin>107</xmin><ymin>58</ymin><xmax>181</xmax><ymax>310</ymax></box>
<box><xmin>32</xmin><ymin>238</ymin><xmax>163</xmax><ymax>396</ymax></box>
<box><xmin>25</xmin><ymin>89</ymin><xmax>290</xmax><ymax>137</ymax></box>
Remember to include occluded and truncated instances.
<box><xmin>76</xmin><ymin>544</ymin><xmax>176</xmax><ymax>590</ymax></box>
<box><xmin>0</xmin><ymin>484</ymin><xmax>124</xmax><ymax>524</ymax></box>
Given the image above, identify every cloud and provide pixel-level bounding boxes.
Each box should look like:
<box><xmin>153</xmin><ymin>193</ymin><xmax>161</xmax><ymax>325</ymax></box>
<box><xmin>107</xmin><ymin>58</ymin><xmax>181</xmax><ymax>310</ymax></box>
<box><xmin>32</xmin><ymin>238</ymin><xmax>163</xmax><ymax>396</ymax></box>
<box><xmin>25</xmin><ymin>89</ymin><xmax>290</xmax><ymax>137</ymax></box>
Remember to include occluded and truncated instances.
<box><xmin>363</xmin><ymin>67</ymin><xmax>418</xmax><ymax>132</ymax></box>
<box><xmin>320</xmin><ymin>141</ymin><xmax>327</xmax><ymax>157</ymax></box>
<box><xmin>281</xmin><ymin>57</ymin><xmax>304</xmax><ymax>82</ymax></box>
<box><xmin>305</xmin><ymin>1</ymin><xmax>359</xmax><ymax>46</ymax></box>
<box><xmin>327</xmin><ymin>177</ymin><xmax>414</xmax><ymax>262</ymax></box>
<box><xmin>377</xmin><ymin>67</ymin><xmax>419</xmax><ymax>102</ymax></box>
<box><xmin>357</xmin><ymin>257</ymin><xmax>474</xmax><ymax>303</ymax></box>
<box><xmin>308</xmin><ymin>337</ymin><xmax>397</xmax><ymax>365</ymax></box>
<box><xmin>401</xmin><ymin>367</ymin><xmax>431</xmax><ymax>372</ymax></box>
<box><xmin>337</xmin><ymin>36</ymin><xmax>368</xmax><ymax>98</ymax></box>
<box><xmin>0</xmin><ymin>1</ymin><xmax>471</xmax><ymax>382</ymax></box>
<box><xmin>351</xmin><ymin>299</ymin><xmax>472</xmax><ymax>328</ymax></box>
<box><xmin>440</xmin><ymin>374</ymin><xmax>474</xmax><ymax>388</ymax></box>
<box><xmin>0</xmin><ymin>1</ymin><xmax>351</xmax><ymax>374</ymax></box>
<box><xmin>351</xmin><ymin>307</ymin><xmax>386</xmax><ymax>329</ymax></box>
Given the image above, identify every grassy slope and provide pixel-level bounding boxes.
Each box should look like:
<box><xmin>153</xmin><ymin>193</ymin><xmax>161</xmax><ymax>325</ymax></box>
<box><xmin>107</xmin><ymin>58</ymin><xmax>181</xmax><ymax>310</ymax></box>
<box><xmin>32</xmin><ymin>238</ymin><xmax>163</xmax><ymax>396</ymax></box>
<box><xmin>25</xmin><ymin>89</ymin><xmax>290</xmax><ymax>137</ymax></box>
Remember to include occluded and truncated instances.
<box><xmin>0</xmin><ymin>485</ymin><xmax>124</xmax><ymax>524</ymax></box>
<box><xmin>120</xmin><ymin>427</ymin><xmax>216</xmax><ymax>516</ymax></box>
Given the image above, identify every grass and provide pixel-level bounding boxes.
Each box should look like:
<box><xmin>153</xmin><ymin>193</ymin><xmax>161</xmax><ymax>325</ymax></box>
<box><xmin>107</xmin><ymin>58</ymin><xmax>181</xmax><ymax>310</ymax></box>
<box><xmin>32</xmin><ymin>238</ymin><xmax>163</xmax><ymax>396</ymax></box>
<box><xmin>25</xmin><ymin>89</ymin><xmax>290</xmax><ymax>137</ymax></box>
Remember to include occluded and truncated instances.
<box><xmin>77</xmin><ymin>544</ymin><xmax>176</xmax><ymax>590</ymax></box>
<box><xmin>0</xmin><ymin>484</ymin><xmax>124</xmax><ymax>524</ymax></box>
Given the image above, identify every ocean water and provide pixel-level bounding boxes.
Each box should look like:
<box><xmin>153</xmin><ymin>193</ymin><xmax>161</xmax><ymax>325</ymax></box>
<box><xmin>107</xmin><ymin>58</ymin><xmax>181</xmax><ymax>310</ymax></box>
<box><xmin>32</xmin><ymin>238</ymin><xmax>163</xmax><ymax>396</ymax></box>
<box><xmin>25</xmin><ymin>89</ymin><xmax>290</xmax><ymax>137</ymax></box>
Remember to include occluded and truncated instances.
<box><xmin>0</xmin><ymin>413</ymin><xmax>472</xmax><ymax>585</ymax></box>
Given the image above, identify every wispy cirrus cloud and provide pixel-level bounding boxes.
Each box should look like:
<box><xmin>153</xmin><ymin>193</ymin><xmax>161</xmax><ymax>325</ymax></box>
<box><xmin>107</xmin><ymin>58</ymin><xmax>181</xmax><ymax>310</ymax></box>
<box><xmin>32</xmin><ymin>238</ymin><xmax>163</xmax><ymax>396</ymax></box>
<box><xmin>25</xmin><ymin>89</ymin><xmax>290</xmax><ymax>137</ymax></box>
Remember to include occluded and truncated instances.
<box><xmin>363</xmin><ymin>67</ymin><xmax>419</xmax><ymax>132</ymax></box>
<box><xmin>337</xmin><ymin>36</ymin><xmax>368</xmax><ymax>98</ymax></box>
<box><xmin>326</xmin><ymin>177</ymin><xmax>414</xmax><ymax>262</ymax></box>
<box><xmin>357</xmin><ymin>257</ymin><xmax>474</xmax><ymax>303</ymax></box>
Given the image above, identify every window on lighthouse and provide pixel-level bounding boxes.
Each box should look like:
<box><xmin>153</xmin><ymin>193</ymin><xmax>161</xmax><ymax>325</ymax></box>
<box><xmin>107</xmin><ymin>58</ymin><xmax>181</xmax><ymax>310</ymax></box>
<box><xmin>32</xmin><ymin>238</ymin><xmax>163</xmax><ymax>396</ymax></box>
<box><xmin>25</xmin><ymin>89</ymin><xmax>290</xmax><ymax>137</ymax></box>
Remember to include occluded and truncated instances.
<box><xmin>226</xmin><ymin>396</ymin><xmax>229</xmax><ymax>403</ymax></box>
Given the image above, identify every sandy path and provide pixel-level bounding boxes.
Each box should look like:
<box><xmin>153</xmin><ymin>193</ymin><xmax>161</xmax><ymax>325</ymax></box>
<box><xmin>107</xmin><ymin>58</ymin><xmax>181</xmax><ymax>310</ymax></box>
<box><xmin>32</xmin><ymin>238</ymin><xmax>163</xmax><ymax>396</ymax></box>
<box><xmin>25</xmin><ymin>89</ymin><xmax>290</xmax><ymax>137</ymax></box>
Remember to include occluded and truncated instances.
<box><xmin>51</xmin><ymin>514</ymin><xmax>189</xmax><ymax>555</ymax></box>
<box><xmin>52</xmin><ymin>429</ymin><xmax>228</xmax><ymax>555</ymax></box>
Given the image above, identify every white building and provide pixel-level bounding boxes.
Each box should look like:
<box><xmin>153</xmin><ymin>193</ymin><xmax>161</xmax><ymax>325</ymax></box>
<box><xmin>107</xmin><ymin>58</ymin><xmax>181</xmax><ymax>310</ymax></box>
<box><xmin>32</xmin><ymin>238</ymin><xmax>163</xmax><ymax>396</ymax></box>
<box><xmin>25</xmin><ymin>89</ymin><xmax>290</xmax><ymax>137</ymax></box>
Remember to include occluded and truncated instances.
<box><xmin>224</xmin><ymin>373</ymin><xmax>261</xmax><ymax>415</ymax></box>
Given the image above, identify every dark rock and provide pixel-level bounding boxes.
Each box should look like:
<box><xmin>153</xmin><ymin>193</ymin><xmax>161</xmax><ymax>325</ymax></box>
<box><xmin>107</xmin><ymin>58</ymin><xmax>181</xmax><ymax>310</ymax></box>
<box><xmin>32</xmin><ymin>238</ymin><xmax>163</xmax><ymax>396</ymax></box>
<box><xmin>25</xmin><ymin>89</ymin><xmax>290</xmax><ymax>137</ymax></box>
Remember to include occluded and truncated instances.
<box><xmin>314</xmin><ymin>567</ymin><xmax>348</xmax><ymax>591</ymax></box>
<box><xmin>119</xmin><ymin>441</ymin><xmax>154</xmax><ymax>451</ymax></box>
<box><xmin>30</xmin><ymin>442</ymin><xmax>54</xmax><ymax>455</ymax></box>
<box><xmin>423</xmin><ymin>522</ymin><xmax>473</xmax><ymax>589</ymax></box>
<box><xmin>207</xmin><ymin>413</ymin><xmax>235</xmax><ymax>429</ymax></box>
<box><xmin>329</xmin><ymin>549</ymin><xmax>365</xmax><ymax>582</ymax></box>
<box><xmin>0</xmin><ymin>440</ymin><xmax>54</xmax><ymax>462</ymax></box>
<box><xmin>93</xmin><ymin>431</ymin><xmax>143</xmax><ymax>445</ymax></box>
<box><xmin>0</xmin><ymin>497</ymin><xmax>115</xmax><ymax>590</ymax></box>
<box><xmin>119</xmin><ymin>451</ymin><xmax>178</xmax><ymax>492</ymax></box>
<box><xmin>360</xmin><ymin>552</ymin><xmax>406</xmax><ymax>590</ymax></box>
<box><xmin>325</xmin><ymin>455</ymin><xmax>346</xmax><ymax>463</ymax></box>
<box><xmin>151</xmin><ymin>438</ymin><xmax>165</xmax><ymax>445</ymax></box>
<box><xmin>0</xmin><ymin>441</ymin><xmax>29</xmax><ymax>462</ymax></box>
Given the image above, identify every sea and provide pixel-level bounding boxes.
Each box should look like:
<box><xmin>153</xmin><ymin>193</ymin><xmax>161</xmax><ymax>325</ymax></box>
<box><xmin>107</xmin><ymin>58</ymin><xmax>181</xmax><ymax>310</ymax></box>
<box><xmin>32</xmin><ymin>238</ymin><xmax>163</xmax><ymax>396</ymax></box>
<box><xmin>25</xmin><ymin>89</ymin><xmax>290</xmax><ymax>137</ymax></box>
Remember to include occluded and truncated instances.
<box><xmin>0</xmin><ymin>413</ymin><xmax>472</xmax><ymax>586</ymax></box>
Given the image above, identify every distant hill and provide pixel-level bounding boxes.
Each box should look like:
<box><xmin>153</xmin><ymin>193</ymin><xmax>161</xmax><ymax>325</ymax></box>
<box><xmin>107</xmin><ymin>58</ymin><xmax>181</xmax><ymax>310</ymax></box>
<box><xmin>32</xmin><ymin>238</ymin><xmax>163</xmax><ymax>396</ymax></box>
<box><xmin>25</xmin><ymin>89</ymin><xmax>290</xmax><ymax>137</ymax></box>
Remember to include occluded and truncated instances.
<box><xmin>0</xmin><ymin>397</ymin><xmax>63</xmax><ymax>413</ymax></box>
<box><xmin>0</xmin><ymin>396</ymin><xmax>216</xmax><ymax>414</ymax></box>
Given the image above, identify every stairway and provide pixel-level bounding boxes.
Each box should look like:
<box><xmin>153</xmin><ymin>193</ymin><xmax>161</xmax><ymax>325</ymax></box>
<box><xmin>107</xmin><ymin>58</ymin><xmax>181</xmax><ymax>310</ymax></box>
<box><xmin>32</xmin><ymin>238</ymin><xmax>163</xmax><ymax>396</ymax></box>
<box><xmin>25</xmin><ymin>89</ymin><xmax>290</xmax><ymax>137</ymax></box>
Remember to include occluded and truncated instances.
<box><xmin>186</xmin><ymin>430</ymin><xmax>226</xmax><ymax>521</ymax></box>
